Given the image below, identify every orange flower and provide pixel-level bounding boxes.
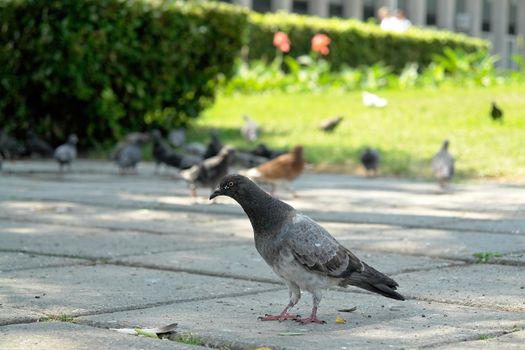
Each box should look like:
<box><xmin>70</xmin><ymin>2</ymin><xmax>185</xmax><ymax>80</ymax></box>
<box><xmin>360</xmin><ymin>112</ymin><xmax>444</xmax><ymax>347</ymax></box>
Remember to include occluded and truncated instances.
<box><xmin>311</xmin><ymin>33</ymin><xmax>331</xmax><ymax>55</ymax></box>
<box><xmin>273</xmin><ymin>31</ymin><xmax>291</xmax><ymax>53</ymax></box>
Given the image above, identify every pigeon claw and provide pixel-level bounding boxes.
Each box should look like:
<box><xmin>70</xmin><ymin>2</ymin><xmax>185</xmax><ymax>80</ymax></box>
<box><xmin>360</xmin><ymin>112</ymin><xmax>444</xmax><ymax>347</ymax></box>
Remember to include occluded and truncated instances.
<box><xmin>258</xmin><ymin>313</ymin><xmax>300</xmax><ymax>322</ymax></box>
<box><xmin>295</xmin><ymin>317</ymin><xmax>326</xmax><ymax>324</ymax></box>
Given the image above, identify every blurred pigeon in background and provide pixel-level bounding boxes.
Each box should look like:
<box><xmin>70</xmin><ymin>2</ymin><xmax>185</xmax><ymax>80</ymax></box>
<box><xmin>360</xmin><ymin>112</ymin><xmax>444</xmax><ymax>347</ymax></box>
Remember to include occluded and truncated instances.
<box><xmin>0</xmin><ymin>129</ymin><xmax>25</xmax><ymax>160</ymax></box>
<box><xmin>362</xmin><ymin>92</ymin><xmax>388</xmax><ymax>108</ymax></box>
<box><xmin>168</xmin><ymin>128</ymin><xmax>186</xmax><ymax>148</ymax></box>
<box><xmin>490</xmin><ymin>101</ymin><xmax>503</xmax><ymax>122</ymax></box>
<box><xmin>179</xmin><ymin>146</ymin><xmax>235</xmax><ymax>198</ymax></box>
<box><xmin>209</xmin><ymin>175</ymin><xmax>404</xmax><ymax>324</ymax></box>
<box><xmin>241</xmin><ymin>145</ymin><xmax>304</xmax><ymax>197</ymax></box>
<box><xmin>360</xmin><ymin>147</ymin><xmax>380</xmax><ymax>177</ymax></box>
<box><xmin>152</xmin><ymin>129</ymin><xmax>201</xmax><ymax>171</ymax></box>
<box><xmin>319</xmin><ymin>116</ymin><xmax>343</xmax><ymax>133</ymax></box>
<box><xmin>241</xmin><ymin>114</ymin><xmax>259</xmax><ymax>142</ymax></box>
<box><xmin>26</xmin><ymin>130</ymin><xmax>53</xmax><ymax>157</ymax></box>
<box><xmin>203</xmin><ymin>129</ymin><xmax>223</xmax><ymax>159</ymax></box>
<box><xmin>431</xmin><ymin>140</ymin><xmax>454</xmax><ymax>189</ymax></box>
<box><xmin>54</xmin><ymin>134</ymin><xmax>78</xmax><ymax>172</ymax></box>
<box><xmin>184</xmin><ymin>142</ymin><xmax>207</xmax><ymax>157</ymax></box>
<box><xmin>250</xmin><ymin>143</ymin><xmax>286</xmax><ymax>160</ymax></box>
<box><xmin>151</xmin><ymin>129</ymin><xmax>168</xmax><ymax>172</ymax></box>
<box><xmin>110</xmin><ymin>132</ymin><xmax>150</xmax><ymax>161</ymax></box>
<box><xmin>115</xmin><ymin>138</ymin><xmax>144</xmax><ymax>174</ymax></box>
<box><xmin>234</xmin><ymin>151</ymin><xmax>269</xmax><ymax>168</ymax></box>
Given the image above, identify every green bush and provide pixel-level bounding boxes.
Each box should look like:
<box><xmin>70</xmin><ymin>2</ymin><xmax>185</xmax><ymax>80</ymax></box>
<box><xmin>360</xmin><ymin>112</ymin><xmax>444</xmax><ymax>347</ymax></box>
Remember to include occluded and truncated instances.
<box><xmin>0</xmin><ymin>0</ymin><xmax>247</xmax><ymax>147</ymax></box>
<box><xmin>247</xmin><ymin>12</ymin><xmax>489</xmax><ymax>71</ymax></box>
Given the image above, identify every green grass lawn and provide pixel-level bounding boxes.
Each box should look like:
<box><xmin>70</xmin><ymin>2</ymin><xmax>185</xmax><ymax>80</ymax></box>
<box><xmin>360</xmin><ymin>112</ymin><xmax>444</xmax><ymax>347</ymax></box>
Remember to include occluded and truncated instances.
<box><xmin>189</xmin><ymin>84</ymin><xmax>525</xmax><ymax>182</ymax></box>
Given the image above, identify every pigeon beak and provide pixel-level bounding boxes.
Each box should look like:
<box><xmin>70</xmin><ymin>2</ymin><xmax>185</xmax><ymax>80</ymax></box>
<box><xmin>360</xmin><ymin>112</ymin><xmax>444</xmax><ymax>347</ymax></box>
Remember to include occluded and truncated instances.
<box><xmin>209</xmin><ymin>188</ymin><xmax>222</xmax><ymax>200</ymax></box>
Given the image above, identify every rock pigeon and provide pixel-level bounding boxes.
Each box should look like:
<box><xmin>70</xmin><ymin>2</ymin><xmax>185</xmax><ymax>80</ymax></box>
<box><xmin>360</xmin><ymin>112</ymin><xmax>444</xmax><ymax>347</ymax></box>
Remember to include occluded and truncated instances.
<box><xmin>319</xmin><ymin>116</ymin><xmax>343</xmax><ymax>133</ymax></box>
<box><xmin>240</xmin><ymin>114</ymin><xmax>259</xmax><ymax>142</ymax></box>
<box><xmin>152</xmin><ymin>130</ymin><xmax>201</xmax><ymax>171</ymax></box>
<box><xmin>241</xmin><ymin>145</ymin><xmax>304</xmax><ymax>197</ymax></box>
<box><xmin>250</xmin><ymin>143</ymin><xmax>286</xmax><ymax>160</ymax></box>
<box><xmin>184</xmin><ymin>142</ymin><xmax>207</xmax><ymax>157</ymax></box>
<box><xmin>210</xmin><ymin>175</ymin><xmax>405</xmax><ymax>324</ymax></box>
<box><xmin>234</xmin><ymin>151</ymin><xmax>269</xmax><ymax>168</ymax></box>
<box><xmin>26</xmin><ymin>130</ymin><xmax>53</xmax><ymax>157</ymax></box>
<box><xmin>203</xmin><ymin>129</ymin><xmax>223</xmax><ymax>159</ymax></box>
<box><xmin>360</xmin><ymin>147</ymin><xmax>380</xmax><ymax>176</ymax></box>
<box><xmin>54</xmin><ymin>134</ymin><xmax>78</xmax><ymax>172</ymax></box>
<box><xmin>115</xmin><ymin>138</ymin><xmax>143</xmax><ymax>174</ymax></box>
<box><xmin>179</xmin><ymin>146</ymin><xmax>235</xmax><ymax>198</ymax></box>
<box><xmin>110</xmin><ymin>132</ymin><xmax>150</xmax><ymax>160</ymax></box>
<box><xmin>362</xmin><ymin>92</ymin><xmax>388</xmax><ymax>108</ymax></box>
<box><xmin>490</xmin><ymin>101</ymin><xmax>503</xmax><ymax>122</ymax></box>
<box><xmin>431</xmin><ymin>140</ymin><xmax>454</xmax><ymax>189</ymax></box>
<box><xmin>168</xmin><ymin>128</ymin><xmax>186</xmax><ymax>148</ymax></box>
<box><xmin>0</xmin><ymin>129</ymin><xmax>25</xmax><ymax>159</ymax></box>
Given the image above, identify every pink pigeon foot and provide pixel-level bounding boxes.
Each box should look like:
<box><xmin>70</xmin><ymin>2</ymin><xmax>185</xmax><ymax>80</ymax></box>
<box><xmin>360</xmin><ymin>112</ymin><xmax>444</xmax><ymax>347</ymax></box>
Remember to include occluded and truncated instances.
<box><xmin>258</xmin><ymin>313</ymin><xmax>300</xmax><ymax>322</ymax></box>
<box><xmin>296</xmin><ymin>316</ymin><xmax>326</xmax><ymax>324</ymax></box>
<box><xmin>295</xmin><ymin>306</ymin><xmax>325</xmax><ymax>324</ymax></box>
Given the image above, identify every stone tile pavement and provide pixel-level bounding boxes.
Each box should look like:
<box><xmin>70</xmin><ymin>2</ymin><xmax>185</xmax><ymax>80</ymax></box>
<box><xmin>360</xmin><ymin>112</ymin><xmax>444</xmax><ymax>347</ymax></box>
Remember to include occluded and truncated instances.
<box><xmin>1</xmin><ymin>160</ymin><xmax>524</xmax><ymax>349</ymax></box>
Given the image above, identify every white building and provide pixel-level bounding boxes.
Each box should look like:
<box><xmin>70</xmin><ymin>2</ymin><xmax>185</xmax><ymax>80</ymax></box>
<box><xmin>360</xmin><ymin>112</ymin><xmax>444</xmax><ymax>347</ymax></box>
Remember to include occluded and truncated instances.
<box><xmin>228</xmin><ymin>0</ymin><xmax>525</xmax><ymax>69</ymax></box>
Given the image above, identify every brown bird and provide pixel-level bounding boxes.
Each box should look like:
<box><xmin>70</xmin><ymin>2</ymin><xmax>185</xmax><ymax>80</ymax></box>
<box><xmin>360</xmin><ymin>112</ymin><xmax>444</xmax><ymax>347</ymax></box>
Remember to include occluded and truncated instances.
<box><xmin>241</xmin><ymin>145</ymin><xmax>304</xmax><ymax>197</ymax></box>
<box><xmin>319</xmin><ymin>116</ymin><xmax>343</xmax><ymax>133</ymax></box>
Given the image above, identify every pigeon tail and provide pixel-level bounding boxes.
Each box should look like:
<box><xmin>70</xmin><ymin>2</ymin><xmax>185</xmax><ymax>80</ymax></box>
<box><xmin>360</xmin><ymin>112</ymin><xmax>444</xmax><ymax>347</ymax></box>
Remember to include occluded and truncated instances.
<box><xmin>342</xmin><ymin>263</ymin><xmax>405</xmax><ymax>301</ymax></box>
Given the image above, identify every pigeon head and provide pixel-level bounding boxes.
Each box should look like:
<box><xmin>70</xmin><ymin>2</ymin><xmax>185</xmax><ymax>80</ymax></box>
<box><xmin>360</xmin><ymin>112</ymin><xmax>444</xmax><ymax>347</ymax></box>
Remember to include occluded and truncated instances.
<box><xmin>68</xmin><ymin>134</ymin><xmax>79</xmax><ymax>145</ymax></box>
<box><xmin>442</xmin><ymin>140</ymin><xmax>450</xmax><ymax>150</ymax></box>
<box><xmin>209</xmin><ymin>174</ymin><xmax>249</xmax><ymax>200</ymax></box>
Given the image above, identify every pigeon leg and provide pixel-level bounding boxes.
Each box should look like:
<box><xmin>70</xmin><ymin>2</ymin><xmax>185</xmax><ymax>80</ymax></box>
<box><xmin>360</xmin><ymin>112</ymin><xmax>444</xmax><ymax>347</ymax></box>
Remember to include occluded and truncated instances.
<box><xmin>284</xmin><ymin>182</ymin><xmax>299</xmax><ymax>198</ymax></box>
<box><xmin>259</xmin><ymin>282</ymin><xmax>301</xmax><ymax>321</ymax></box>
<box><xmin>296</xmin><ymin>292</ymin><xmax>325</xmax><ymax>324</ymax></box>
<box><xmin>259</xmin><ymin>303</ymin><xmax>300</xmax><ymax>321</ymax></box>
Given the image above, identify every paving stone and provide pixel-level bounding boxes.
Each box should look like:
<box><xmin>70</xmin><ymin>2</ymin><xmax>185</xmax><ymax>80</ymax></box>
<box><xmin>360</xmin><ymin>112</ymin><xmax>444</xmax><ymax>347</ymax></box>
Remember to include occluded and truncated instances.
<box><xmin>0</xmin><ymin>306</ymin><xmax>45</xmax><ymax>326</ymax></box>
<box><xmin>0</xmin><ymin>201</ymin><xmax>254</xmax><ymax>239</ymax></box>
<box><xmin>396</xmin><ymin>264</ymin><xmax>525</xmax><ymax>311</ymax></box>
<box><xmin>434</xmin><ymin>330</ymin><xmax>525</xmax><ymax>349</ymax></box>
<box><xmin>79</xmin><ymin>290</ymin><xmax>525</xmax><ymax>350</ymax></box>
<box><xmin>0</xmin><ymin>252</ymin><xmax>80</xmax><ymax>272</ymax></box>
<box><xmin>118</xmin><ymin>245</ymin><xmax>459</xmax><ymax>283</ymax></box>
<box><xmin>0</xmin><ymin>321</ymin><xmax>208</xmax><ymax>350</ymax></box>
<box><xmin>336</xmin><ymin>227</ymin><xmax>525</xmax><ymax>260</ymax></box>
<box><xmin>0</xmin><ymin>219</ymin><xmax>247</xmax><ymax>259</ymax></box>
<box><xmin>0</xmin><ymin>265</ymin><xmax>276</xmax><ymax>316</ymax></box>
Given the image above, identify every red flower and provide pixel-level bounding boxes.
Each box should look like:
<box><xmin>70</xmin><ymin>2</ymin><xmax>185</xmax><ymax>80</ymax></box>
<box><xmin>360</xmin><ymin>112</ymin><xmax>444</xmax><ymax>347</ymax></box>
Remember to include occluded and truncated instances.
<box><xmin>311</xmin><ymin>33</ymin><xmax>331</xmax><ymax>55</ymax></box>
<box><xmin>273</xmin><ymin>31</ymin><xmax>291</xmax><ymax>53</ymax></box>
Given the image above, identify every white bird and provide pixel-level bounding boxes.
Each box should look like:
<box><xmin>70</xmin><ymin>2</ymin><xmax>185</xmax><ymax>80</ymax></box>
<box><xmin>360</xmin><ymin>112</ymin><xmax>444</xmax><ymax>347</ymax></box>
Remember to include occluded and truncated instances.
<box><xmin>362</xmin><ymin>92</ymin><xmax>388</xmax><ymax>108</ymax></box>
<box><xmin>241</xmin><ymin>114</ymin><xmax>259</xmax><ymax>142</ymax></box>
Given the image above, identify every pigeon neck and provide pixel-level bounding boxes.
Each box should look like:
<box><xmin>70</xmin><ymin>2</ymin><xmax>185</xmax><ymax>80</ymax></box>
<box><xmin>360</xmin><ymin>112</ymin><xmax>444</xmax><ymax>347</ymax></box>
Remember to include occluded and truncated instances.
<box><xmin>234</xmin><ymin>187</ymin><xmax>293</xmax><ymax>234</ymax></box>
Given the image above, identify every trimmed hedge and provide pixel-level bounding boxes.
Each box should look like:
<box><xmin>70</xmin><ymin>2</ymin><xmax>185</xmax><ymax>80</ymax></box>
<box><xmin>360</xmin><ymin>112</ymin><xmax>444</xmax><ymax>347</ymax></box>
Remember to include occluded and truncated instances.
<box><xmin>247</xmin><ymin>12</ymin><xmax>490</xmax><ymax>71</ymax></box>
<box><xmin>0</xmin><ymin>0</ymin><xmax>247</xmax><ymax>147</ymax></box>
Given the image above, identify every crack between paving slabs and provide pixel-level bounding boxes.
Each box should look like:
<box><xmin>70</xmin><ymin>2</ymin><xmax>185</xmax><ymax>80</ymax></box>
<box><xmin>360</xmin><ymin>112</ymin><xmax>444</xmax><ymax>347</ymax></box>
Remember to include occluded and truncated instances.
<box><xmin>3</xmin><ymin>215</ymin><xmax>523</xmax><ymax>265</ymax></box>
<box><xmin>2</xmin><ymin>251</ymin><xmax>519</xmax><ymax>313</ymax></box>
<box><xmin>79</xmin><ymin>319</ymin><xmax>288</xmax><ymax>350</ymax></box>
<box><xmin>110</xmin><ymin>260</ymin><xmax>523</xmax><ymax>312</ymax></box>
<box><xmin>1</xmin><ymin>197</ymin><xmax>518</xmax><ymax>235</ymax></box>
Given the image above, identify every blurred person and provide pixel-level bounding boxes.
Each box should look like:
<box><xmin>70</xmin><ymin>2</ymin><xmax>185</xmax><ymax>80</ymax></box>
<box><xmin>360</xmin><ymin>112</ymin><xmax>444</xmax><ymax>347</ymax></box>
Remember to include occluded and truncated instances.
<box><xmin>392</xmin><ymin>9</ymin><xmax>411</xmax><ymax>32</ymax></box>
<box><xmin>377</xmin><ymin>6</ymin><xmax>395</xmax><ymax>31</ymax></box>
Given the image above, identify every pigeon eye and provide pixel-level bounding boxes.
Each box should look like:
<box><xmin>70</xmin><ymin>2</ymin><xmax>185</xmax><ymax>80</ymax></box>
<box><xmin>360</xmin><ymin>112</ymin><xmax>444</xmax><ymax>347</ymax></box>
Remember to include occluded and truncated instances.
<box><xmin>228</xmin><ymin>181</ymin><xmax>234</xmax><ymax>187</ymax></box>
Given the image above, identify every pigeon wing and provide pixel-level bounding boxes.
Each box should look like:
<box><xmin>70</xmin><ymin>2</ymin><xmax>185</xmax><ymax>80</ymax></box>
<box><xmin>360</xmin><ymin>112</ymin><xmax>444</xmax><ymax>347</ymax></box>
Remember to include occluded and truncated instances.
<box><xmin>281</xmin><ymin>214</ymin><xmax>364</xmax><ymax>278</ymax></box>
